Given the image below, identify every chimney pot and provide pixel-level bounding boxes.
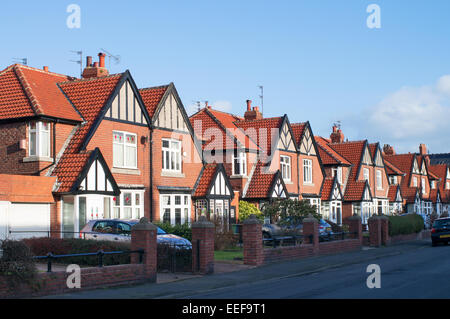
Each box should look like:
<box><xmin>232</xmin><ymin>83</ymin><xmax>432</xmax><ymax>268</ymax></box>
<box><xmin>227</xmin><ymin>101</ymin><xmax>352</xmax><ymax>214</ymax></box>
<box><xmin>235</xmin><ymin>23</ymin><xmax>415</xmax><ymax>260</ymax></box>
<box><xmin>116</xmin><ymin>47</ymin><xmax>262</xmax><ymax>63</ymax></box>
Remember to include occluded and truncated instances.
<box><xmin>98</xmin><ymin>52</ymin><xmax>106</xmax><ymax>68</ymax></box>
<box><xmin>43</xmin><ymin>66</ymin><xmax>49</xmax><ymax>72</ymax></box>
<box><xmin>330</xmin><ymin>125</ymin><xmax>344</xmax><ymax>143</ymax></box>
<box><xmin>419</xmin><ymin>144</ymin><xmax>427</xmax><ymax>155</ymax></box>
<box><xmin>86</xmin><ymin>56</ymin><xmax>93</xmax><ymax>67</ymax></box>
<box><xmin>93</xmin><ymin>62</ymin><xmax>99</xmax><ymax>67</ymax></box>
<box><xmin>246</xmin><ymin>100</ymin><xmax>252</xmax><ymax>111</ymax></box>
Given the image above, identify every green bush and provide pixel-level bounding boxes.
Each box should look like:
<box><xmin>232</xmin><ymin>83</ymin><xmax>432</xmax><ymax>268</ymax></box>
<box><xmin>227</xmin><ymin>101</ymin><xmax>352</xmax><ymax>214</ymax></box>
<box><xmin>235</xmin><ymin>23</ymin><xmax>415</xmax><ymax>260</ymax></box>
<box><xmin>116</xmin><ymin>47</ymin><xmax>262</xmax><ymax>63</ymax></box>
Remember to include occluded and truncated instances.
<box><xmin>238</xmin><ymin>201</ymin><xmax>264</xmax><ymax>223</ymax></box>
<box><xmin>0</xmin><ymin>240</ymin><xmax>37</xmax><ymax>288</ymax></box>
<box><xmin>22</xmin><ymin>238</ymin><xmax>132</xmax><ymax>266</ymax></box>
<box><xmin>155</xmin><ymin>222</ymin><xmax>192</xmax><ymax>242</ymax></box>
<box><xmin>388</xmin><ymin>214</ymin><xmax>424</xmax><ymax>236</ymax></box>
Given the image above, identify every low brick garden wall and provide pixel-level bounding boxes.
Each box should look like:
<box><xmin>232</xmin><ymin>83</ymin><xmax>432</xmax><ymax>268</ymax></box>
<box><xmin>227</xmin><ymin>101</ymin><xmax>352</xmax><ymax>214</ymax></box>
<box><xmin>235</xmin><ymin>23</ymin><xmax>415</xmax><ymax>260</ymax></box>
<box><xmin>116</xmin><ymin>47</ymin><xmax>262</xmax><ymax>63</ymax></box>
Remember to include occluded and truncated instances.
<box><xmin>0</xmin><ymin>264</ymin><xmax>147</xmax><ymax>298</ymax></box>
<box><xmin>318</xmin><ymin>239</ymin><xmax>362</xmax><ymax>256</ymax></box>
<box><xmin>262</xmin><ymin>244</ymin><xmax>315</xmax><ymax>264</ymax></box>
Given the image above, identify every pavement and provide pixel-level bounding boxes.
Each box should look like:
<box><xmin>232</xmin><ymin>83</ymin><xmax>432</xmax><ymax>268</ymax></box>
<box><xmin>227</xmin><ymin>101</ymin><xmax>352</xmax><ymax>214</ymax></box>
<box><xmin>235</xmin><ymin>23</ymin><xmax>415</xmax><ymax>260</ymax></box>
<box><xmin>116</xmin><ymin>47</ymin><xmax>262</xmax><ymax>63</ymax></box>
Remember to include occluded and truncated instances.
<box><xmin>42</xmin><ymin>239</ymin><xmax>435</xmax><ymax>299</ymax></box>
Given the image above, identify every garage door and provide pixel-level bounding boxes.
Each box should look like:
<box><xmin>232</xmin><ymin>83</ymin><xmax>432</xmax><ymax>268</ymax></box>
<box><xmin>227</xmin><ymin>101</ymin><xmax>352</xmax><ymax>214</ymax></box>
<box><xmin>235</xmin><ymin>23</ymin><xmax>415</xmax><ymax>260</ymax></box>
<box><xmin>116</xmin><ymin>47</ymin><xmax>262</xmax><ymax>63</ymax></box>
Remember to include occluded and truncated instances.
<box><xmin>0</xmin><ymin>202</ymin><xmax>8</xmax><ymax>241</ymax></box>
<box><xmin>9</xmin><ymin>203</ymin><xmax>50</xmax><ymax>240</ymax></box>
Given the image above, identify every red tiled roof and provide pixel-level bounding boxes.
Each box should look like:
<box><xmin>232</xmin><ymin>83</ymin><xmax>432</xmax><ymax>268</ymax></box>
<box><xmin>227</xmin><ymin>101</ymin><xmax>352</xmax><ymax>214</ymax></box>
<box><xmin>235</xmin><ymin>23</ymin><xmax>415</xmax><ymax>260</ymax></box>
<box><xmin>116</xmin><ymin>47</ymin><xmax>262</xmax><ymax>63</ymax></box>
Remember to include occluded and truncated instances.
<box><xmin>328</xmin><ymin>141</ymin><xmax>367</xmax><ymax>182</ymax></box>
<box><xmin>139</xmin><ymin>85</ymin><xmax>169</xmax><ymax>118</ymax></box>
<box><xmin>245</xmin><ymin>161</ymin><xmax>279</xmax><ymax>199</ymax></box>
<box><xmin>384</xmin><ymin>153</ymin><xmax>419</xmax><ymax>202</ymax></box>
<box><xmin>291</xmin><ymin>123</ymin><xmax>306</xmax><ymax>146</ymax></box>
<box><xmin>388</xmin><ymin>185</ymin><xmax>401</xmax><ymax>202</ymax></box>
<box><xmin>384</xmin><ymin>158</ymin><xmax>405</xmax><ymax>176</ymax></box>
<box><xmin>321</xmin><ymin>177</ymin><xmax>335</xmax><ymax>201</ymax></box>
<box><xmin>0</xmin><ymin>64</ymin><xmax>81</xmax><ymax>122</ymax></box>
<box><xmin>234</xmin><ymin>117</ymin><xmax>284</xmax><ymax>155</ymax></box>
<box><xmin>52</xmin><ymin>74</ymin><xmax>123</xmax><ymax>193</ymax></box>
<box><xmin>344</xmin><ymin>180</ymin><xmax>369</xmax><ymax>202</ymax></box>
<box><xmin>429</xmin><ymin>164</ymin><xmax>450</xmax><ymax>203</ymax></box>
<box><xmin>193</xmin><ymin>164</ymin><xmax>218</xmax><ymax>197</ymax></box>
<box><xmin>315</xmin><ymin>136</ymin><xmax>351</xmax><ymax>166</ymax></box>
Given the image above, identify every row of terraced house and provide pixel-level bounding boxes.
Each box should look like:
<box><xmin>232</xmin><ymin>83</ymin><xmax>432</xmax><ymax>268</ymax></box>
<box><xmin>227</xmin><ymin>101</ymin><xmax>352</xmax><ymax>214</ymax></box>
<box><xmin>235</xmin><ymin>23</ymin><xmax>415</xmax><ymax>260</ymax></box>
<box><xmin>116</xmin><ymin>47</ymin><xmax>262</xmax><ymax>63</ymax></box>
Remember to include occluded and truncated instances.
<box><xmin>0</xmin><ymin>54</ymin><xmax>449</xmax><ymax>240</ymax></box>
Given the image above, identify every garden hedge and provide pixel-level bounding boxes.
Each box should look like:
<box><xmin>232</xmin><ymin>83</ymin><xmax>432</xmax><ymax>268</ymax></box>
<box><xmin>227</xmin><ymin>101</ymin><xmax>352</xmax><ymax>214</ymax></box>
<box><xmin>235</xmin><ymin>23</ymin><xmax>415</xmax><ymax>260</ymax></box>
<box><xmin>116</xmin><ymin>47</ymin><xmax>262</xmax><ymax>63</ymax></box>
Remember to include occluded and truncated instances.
<box><xmin>388</xmin><ymin>214</ymin><xmax>424</xmax><ymax>236</ymax></box>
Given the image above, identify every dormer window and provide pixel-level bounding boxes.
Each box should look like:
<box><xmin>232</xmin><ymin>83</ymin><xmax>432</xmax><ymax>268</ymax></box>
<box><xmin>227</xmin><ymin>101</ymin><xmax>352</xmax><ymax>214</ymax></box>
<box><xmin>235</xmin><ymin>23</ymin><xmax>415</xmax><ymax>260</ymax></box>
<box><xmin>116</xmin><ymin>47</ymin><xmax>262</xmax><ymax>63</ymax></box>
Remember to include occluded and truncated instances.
<box><xmin>28</xmin><ymin>121</ymin><xmax>50</xmax><ymax>158</ymax></box>
<box><xmin>363</xmin><ymin>168</ymin><xmax>370</xmax><ymax>182</ymax></box>
<box><xmin>233</xmin><ymin>150</ymin><xmax>247</xmax><ymax>176</ymax></box>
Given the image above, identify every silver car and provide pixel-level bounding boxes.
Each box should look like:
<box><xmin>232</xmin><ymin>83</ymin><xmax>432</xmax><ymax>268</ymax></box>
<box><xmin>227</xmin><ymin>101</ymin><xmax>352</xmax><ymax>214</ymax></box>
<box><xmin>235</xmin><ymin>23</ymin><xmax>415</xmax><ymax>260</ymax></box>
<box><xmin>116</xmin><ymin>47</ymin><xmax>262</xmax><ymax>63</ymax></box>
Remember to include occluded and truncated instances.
<box><xmin>80</xmin><ymin>219</ymin><xmax>192</xmax><ymax>249</ymax></box>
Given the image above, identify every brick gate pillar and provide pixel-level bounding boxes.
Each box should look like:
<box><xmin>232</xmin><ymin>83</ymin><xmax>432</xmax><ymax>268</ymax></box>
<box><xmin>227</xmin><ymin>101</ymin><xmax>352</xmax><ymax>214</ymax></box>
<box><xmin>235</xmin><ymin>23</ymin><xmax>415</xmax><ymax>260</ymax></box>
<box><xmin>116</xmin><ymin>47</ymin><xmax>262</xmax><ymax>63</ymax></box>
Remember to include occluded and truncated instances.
<box><xmin>131</xmin><ymin>217</ymin><xmax>157</xmax><ymax>282</ymax></box>
<box><xmin>303</xmin><ymin>215</ymin><xmax>319</xmax><ymax>254</ymax></box>
<box><xmin>346</xmin><ymin>215</ymin><xmax>363</xmax><ymax>244</ymax></box>
<box><xmin>192</xmin><ymin>216</ymin><xmax>215</xmax><ymax>274</ymax></box>
<box><xmin>243</xmin><ymin>214</ymin><xmax>263</xmax><ymax>266</ymax></box>
<box><xmin>379</xmin><ymin>215</ymin><xmax>390</xmax><ymax>246</ymax></box>
<box><xmin>368</xmin><ymin>216</ymin><xmax>382</xmax><ymax>247</ymax></box>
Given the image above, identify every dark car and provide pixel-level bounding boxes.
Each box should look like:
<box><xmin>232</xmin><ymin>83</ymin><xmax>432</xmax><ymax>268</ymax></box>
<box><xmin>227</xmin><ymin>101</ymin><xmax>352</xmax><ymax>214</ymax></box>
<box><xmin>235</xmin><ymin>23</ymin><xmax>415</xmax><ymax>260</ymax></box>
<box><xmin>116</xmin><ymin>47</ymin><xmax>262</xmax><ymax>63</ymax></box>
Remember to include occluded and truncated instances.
<box><xmin>431</xmin><ymin>217</ymin><xmax>450</xmax><ymax>247</ymax></box>
<box><xmin>262</xmin><ymin>219</ymin><xmax>333</xmax><ymax>239</ymax></box>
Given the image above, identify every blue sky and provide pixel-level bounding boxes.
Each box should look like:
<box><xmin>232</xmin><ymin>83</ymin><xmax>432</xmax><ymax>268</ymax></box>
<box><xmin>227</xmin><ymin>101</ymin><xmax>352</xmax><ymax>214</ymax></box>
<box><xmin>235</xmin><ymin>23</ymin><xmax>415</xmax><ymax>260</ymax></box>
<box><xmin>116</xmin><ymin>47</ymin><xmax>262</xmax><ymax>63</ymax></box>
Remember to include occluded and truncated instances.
<box><xmin>1</xmin><ymin>1</ymin><xmax>450</xmax><ymax>153</ymax></box>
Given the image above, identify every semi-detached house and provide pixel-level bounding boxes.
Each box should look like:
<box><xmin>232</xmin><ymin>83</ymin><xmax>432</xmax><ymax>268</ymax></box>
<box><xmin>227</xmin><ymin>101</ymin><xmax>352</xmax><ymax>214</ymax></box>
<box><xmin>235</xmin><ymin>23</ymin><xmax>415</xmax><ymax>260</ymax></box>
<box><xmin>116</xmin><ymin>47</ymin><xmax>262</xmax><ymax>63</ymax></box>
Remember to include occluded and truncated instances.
<box><xmin>0</xmin><ymin>54</ymin><xmax>232</xmax><ymax>239</ymax></box>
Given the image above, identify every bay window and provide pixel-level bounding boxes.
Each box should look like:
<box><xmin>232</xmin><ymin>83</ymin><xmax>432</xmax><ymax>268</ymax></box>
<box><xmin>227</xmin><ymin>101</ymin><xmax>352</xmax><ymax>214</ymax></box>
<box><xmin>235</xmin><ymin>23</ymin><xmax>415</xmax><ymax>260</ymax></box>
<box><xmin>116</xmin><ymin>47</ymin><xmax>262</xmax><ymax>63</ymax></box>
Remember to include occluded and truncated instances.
<box><xmin>112</xmin><ymin>191</ymin><xmax>144</xmax><ymax>220</ymax></box>
<box><xmin>280</xmin><ymin>155</ymin><xmax>291</xmax><ymax>181</ymax></box>
<box><xmin>113</xmin><ymin>131</ymin><xmax>137</xmax><ymax>169</ymax></box>
<box><xmin>160</xmin><ymin>194</ymin><xmax>191</xmax><ymax>225</ymax></box>
<box><xmin>28</xmin><ymin>121</ymin><xmax>50</xmax><ymax>157</ymax></box>
<box><xmin>162</xmin><ymin>139</ymin><xmax>182</xmax><ymax>172</ymax></box>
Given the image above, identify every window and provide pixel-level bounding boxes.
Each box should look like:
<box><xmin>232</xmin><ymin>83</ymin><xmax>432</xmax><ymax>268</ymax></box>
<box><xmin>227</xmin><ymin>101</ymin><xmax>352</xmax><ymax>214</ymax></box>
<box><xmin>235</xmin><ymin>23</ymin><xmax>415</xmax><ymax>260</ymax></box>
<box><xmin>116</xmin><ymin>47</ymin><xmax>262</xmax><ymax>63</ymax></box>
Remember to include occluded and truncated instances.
<box><xmin>376</xmin><ymin>170</ymin><xmax>383</xmax><ymax>190</ymax></box>
<box><xmin>332</xmin><ymin>167</ymin><xmax>343</xmax><ymax>184</ymax></box>
<box><xmin>280</xmin><ymin>155</ymin><xmax>291</xmax><ymax>181</ymax></box>
<box><xmin>413</xmin><ymin>177</ymin><xmax>418</xmax><ymax>187</ymax></box>
<box><xmin>28</xmin><ymin>121</ymin><xmax>50</xmax><ymax>157</ymax></box>
<box><xmin>422</xmin><ymin>177</ymin><xmax>426</xmax><ymax>194</ymax></box>
<box><xmin>447</xmin><ymin>181</ymin><xmax>450</xmax><ymax>190</ymax></box>
<box><xmin>303</xmin><ymin>159</ymin><xmax>313</xmax><ymax>184</ymax></box>
<box><xmin>363</xmin><ymin>168</ymin><xmax>370</xmax><ymax>182</ymax></box>
<box><xmin>116</xmin><ymin>222</ymin><xmax>131</xmax><ymax>236</ymax></box>
<box><xmin>431</xmin><ymin>181</ymin><xmax>436</xmax><ymax>189</ymax></box>
<box><xmin>113</xmin><ymin>131</ymin><xmax>137</xmax><ymax>168</ymax></box>
<box><xmin>233</xmin><ymin>150</ymin><xmax>247</xmax><ymax>176</ymax></box>
<box><xmin>162</xmin><ymin>139</ymin><xmax>181</xmax><ymax>172</ymax></box>
<box><xmin>93</xmin><ymin>221</ymin><xmax>115</xmax><ymax>234</ymax></box>
<box><xmin>160</xmin><ymin>194</ymin><xmax>191</xmax><ymax>225</ymax></box>
<box><xmin>112</xmin><ymin>191</ymin><xmax>144</xmax><ymax>220</ymax></box>
<box><xmin>389</xmin><ymin>176</ymin><xmax>398</xmax><ymax>185</ymax></box>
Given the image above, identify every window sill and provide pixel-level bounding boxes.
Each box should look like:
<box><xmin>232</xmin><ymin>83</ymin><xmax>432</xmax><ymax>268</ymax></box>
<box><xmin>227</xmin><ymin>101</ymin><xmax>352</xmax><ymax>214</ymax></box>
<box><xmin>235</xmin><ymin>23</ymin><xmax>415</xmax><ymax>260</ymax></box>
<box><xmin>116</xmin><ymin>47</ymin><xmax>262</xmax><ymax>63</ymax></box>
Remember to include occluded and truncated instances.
<box><xmin>284</xmin><ymin>180</ymin><xmax>293</xmax><ymax>185</ymax></box>
<box><xmin>23</xmin><ymin>156</ymin><xmax>53</xmax><ymax>163</ymax></box>
<box><xmin>111</xmin><ymin>167</ymin><xmax>141</xmax><ymax>175</ymax></box>
<box><xmin>303</xmin><ymin>182</ymin><xmax>314</xmax><ymax>186</ymax></box>
<box><xmin>230</xmin><ymin>175</ymin><xmax>247</xmax><ymax>179</ymax></box>
<box><xmin>161</xmin><ymin>171</ymin><xmax>185</xmax><ymax>178</ymax></box>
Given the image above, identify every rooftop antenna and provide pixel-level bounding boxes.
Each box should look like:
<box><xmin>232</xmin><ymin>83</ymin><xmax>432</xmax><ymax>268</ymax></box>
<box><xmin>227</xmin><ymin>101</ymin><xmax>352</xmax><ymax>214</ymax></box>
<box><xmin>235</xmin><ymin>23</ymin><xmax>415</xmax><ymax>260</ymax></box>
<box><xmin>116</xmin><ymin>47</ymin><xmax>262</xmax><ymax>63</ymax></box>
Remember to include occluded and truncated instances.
<box><xmin>100</xmin><ymin>48</ymin><xmax>121</xmax><ymax>70</ymax></box>
<box><xmin>334</xmin><ymin>121</ymin><xmax>342</xmax><ymax>130</ymax></box>
<box><xmin>258</xmin><ymin>85</ymin><xmax>264</xmax><ymax>116</ymax></box>
<box><xmin>70</xmin><ymin>50</ymin><xmax>83</xmax><ymax>77</ymax></box>
<box><xmin>13</xmin><ymin>58</ymin><xmax>28</xmax><ymax>66</ymax></box>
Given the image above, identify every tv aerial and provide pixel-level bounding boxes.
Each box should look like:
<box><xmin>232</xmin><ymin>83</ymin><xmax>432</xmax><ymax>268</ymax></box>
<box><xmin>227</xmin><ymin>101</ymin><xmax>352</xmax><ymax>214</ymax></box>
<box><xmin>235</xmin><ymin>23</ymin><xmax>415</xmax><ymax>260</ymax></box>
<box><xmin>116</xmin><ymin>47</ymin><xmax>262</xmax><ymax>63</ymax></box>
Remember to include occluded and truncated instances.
<box><xmin>100</xmin><ymin>48</ymin><xmax>121</xmax><ymax>70</ymax></box>
<box><xmin>13</xmin><ymin>58</ymin><xmax>28</xmax><ymax>66</ymax></box>
<box><xmin>70</xmin><ymin>50</ymin><xmax>83</xmax><ymax>77</ymax></box>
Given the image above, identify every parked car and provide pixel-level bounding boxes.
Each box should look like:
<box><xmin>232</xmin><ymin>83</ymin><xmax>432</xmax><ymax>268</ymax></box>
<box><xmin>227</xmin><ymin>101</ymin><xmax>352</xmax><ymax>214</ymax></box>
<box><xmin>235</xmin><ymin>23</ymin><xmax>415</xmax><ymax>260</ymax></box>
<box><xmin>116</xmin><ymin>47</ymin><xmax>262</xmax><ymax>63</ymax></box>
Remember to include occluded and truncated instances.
<box><xmin>262</xmin><ymin>218</ymin><xmax>333</xmax><ymax>239</ymax></box>
<box><xmin>80</xmin><ymin>219</ymin><xmax>192</xmax><ymax>249</ymax></box>
<box><xmin>431</xmin><ymin>217</ymin><xmax>450</xmax><ymax>247</ymax></box>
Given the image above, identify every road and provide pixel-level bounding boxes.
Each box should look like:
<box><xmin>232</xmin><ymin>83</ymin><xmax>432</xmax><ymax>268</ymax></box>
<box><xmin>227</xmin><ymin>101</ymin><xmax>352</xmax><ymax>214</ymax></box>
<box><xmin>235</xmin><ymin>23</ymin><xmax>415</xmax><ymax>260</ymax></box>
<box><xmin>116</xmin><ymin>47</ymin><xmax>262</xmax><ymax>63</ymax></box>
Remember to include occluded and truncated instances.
<box><xmin>184</xmin><ymin>242</ymin><xmax>450</xmax><ymax>299</ymax></box>
<box><xmin>44</xmin><ymin>239</ymin><xmax>450</xmax><ymax>299</ymax></box>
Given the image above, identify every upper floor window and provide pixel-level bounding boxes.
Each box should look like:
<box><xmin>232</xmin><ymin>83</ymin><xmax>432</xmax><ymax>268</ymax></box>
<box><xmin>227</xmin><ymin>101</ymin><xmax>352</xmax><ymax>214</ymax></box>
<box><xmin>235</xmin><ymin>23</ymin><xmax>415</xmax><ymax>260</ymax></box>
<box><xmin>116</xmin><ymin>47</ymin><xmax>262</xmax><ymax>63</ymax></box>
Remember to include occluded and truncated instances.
<box><xmin>28</xmin><ymin>121</ymin><xmax>50</xmax><ymax>157</ymax></box>
<box><xmin>447</xmin><ymin>181</ymin><xmax>450</xmax><ymax>190</ymax></box>
<box><xmin>389</xmin><ymin>176</ymin><xmax>398</xmax><ymax>185</ymax></box>
<box><xmin>113</xmin><ymin>131</ymin><xmax>137</xmax><ymax>169</ymax></box>
<box><xmin>280</xmin><ymin>155</ymin><xmax>291</xmax><ymax>182</ymax></box>
<box><xmin>363</xmin><ymin>168</ymin><xmax>370</xmax><ymax>182</ymax></box>
<box><xmin>421</xmin><ymin>177</ymin><xmax>426</xmax><ymax>194</ymax></box>
<box><xmin>376</xmin><ymin>170</ymin><xmax>383</xmax><ymax>190</ymax></box>
<box><xmin>431</xmin><ymin>181</ymin><xmax>436</xmax><ymax>189</ymax></box>
<box><xmin>233</xmin><ymin>150</ymin><xmax>247</xmax><ymax>176</ymax></box>
<box><xmin>332</xmin><ymin>167</ymin><xmax>343</xmax><ymax>184</ymax></box>
<box><xmin>162</xmin><ymin>139</ymin><xmax>181</xmax><ymax>172</ymax></box>
<box><xmin>303</xmin><ymin>159</ymin><xmax>312</xmax><ymax>184</ymax></box>
<box><xmin>413</xmin><ymin>176</ymin><xmax>418</xmax><ymax>187</ymax></box>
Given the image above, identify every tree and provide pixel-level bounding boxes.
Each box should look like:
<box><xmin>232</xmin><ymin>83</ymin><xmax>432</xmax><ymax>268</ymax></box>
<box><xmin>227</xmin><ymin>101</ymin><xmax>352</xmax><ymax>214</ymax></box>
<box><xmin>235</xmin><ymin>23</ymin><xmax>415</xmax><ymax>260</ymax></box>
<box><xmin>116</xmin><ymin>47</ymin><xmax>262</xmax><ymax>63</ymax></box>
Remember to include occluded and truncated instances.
<box><xmin>238</xmin><ymin>201</ymin><xmax>264</xmax><ymax>223</ymax></box>
<box><xmin>261</xmin><ymin>199</ymin><xmax>321</xmax><ymax>225</ymax></box>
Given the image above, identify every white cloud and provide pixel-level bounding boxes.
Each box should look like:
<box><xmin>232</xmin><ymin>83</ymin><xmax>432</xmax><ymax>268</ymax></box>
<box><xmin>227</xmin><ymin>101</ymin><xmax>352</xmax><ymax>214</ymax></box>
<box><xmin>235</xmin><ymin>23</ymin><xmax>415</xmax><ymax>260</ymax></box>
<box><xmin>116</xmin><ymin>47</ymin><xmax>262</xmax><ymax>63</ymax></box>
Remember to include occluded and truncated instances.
<box><xmin>359</xmin><ymin>75</ymin><xmax>450</xmax><ymax>153</ymax></box>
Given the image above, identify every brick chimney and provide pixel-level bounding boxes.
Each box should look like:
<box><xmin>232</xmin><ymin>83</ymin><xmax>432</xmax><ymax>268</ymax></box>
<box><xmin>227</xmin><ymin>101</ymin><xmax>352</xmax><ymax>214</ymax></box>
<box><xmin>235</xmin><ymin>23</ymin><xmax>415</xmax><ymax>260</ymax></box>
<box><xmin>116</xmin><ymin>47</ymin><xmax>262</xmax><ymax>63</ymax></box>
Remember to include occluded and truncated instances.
<box><xmin>419</xmin><ymin>144</ymin><xmax>427</xmax><ymax>155</ymax></box>
<box><xmin>330</xmin><ymin>125</ymin><xmax>344</xmax><ymax>143</ymax></box>
<box><xmin>43</xmin><ymin>66</ymin><xmax>49</xmax><ymax>72</ymax></box>
<box><xmin>82</xmin><ymin>53</ymin><xmax>109</xmax><ymax>79</ymax></box>
<box><xmin>383</xmin><ymin>144</ymin><xmax>395</xmax><ymax>156</ymax></box>
<box><xmin>244</xmin><ymin>100</ymin><xmax>263</xmax><ymax>121</ymax></box>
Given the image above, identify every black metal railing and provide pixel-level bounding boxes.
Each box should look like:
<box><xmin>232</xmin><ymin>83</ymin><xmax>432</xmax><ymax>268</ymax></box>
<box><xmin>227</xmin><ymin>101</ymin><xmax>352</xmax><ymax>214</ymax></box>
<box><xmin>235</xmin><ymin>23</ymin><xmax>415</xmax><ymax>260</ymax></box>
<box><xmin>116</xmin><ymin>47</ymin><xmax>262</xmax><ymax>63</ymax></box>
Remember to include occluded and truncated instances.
<box><xmin>319</xmin><ymin>231</ymin><xmax>358</xmax><ymax>242</ymax></box>
<box><xmin>33</xmin><ymin>249</ymin><xmax>144</xmax><ymax>273</ymax></box>
<box><xmin>157</xmin><ymin>243</ymin><xmax>192</xmax><ymax>273</ymax></box>
<box><xmin>263</xmin><ymin>234</ymin><xmax>305</xmax><ymax>248</ymax></box>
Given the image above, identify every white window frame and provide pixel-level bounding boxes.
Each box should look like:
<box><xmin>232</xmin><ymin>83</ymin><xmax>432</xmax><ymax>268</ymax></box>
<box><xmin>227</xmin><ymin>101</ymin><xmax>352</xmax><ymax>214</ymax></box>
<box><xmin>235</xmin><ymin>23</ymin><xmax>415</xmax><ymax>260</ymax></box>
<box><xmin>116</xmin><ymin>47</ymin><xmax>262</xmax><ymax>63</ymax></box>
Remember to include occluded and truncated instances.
<box><xmin>332</xmin><ymin>167</ymin><xmax>343</xmax><ymax>184</ymax></box>
<box><xmin>363</xmin><ymin>168</ymin><xmax>370</xmax><ymax>182</ymax></box>
<box><xmin>112</xmin><ymin>191</ymin><xmax>144</xmax><ymax>220</ymax></box>
<box><xmin>280</xmin><ymin>155</ymin><xmax>291</xmax><ymax>182</ymax></box>
<box><xmin>160</xmin><ymin>194</ymin><xmax>191</xmax><ymax>225</ymax></box>
<box><xmin>413</xmin><ymin>177</ymin><xmax>418</xmax><ymax>187</ymax></box>
<box><xmin>421</xmin><ymin>177</ymin><xmax>426</xmax><ymax>194</ymax></box>
<box><xmin>162</xmin><ymin>139</ymin><xmax>182</xmax><ymax>173</ymax></box>
<box><xmin>376</xmin><ymin>170</ymin><xmax>383</xmax><ymax>190</ymax></box>
<box><xmin>303</xmin><ymin>159</ymin><xmax>313</xmax><ymax>184</ymax></box>
<box><xmin>113</xmin><ymin>131</ymin><xmax>137</xmax><ymax>169</ymax></box>
<box><xmin>28</xmin><ymin>121</ymin><xmax>50</xmax><ymax>158</ymax></box>
<box><xmin>447</xmin><ymin>181</ymin><xmax>450</xmax><ymax>190</ymax></box>
<box><xmin>232</xmin><ymin>150</ymin><xmax>247</xmax><ymax>176</ymax></box>
<box><xmin>389</xmin><ymin>176</ymin><xmax>398</xmax><ymax>185</ymax></box>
